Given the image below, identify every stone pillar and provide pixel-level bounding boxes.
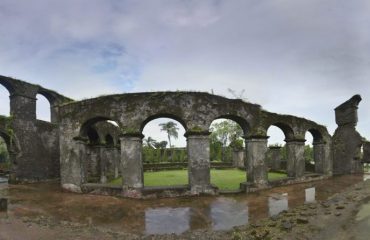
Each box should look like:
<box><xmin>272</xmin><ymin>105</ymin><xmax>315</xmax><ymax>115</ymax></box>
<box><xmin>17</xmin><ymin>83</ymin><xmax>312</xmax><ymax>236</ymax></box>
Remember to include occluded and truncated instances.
<box><xmin>233</xmin><ymin>149</ymin><xmax>245</xmax><ymax>168</ymax></box>
<box><xmin>61</xmin><ymin>140</ymin><xmax>86</xmax><ymax>193</ymax></box>
<box><xmin>313</xmin><ymin>141</ymin><xmax>326</xmax><ymax>174</ymax></box>
<box><xmin>120</xmin><ymin>134</ymin><xmax>143</xmax><ymax>197</ymax></box>
<box><xmin>98</xmin><ymin>146</ymin><xmax>107</xmax><ymax>184</ymax></box>
<box><xmin>269</xmin><ymin>146</ymin><xmax>282</xmax><ymax>171</ymax></box>
<box><xmin>286</xmin><ymin>139</ymin><xmax>305</xmax><ymax>178</ymax></box>
<box><xmin>245</xmin><ymin>136</ymin><xmax>268</xmax><ymax>186</ymax></box>
<box><xmin>114</xmin><ymin>147</ymin><xmax>120</xmax><ymax>178</ymax></box>
<box><xmin>9</xmin><ymin>94</ymin><xmax>37</xmax><ymax>120</ymax></box>
<box><xmin>186</xmin><ymin>132</ymin><xmax>214</xmax><ymax>194</ymax></box>
<box><xmin>363</xmin><ymin>141</ymin><xmax>370</xmax><ymax>163</ymax></box>
<box><xmin>333</xmin><ymin>95</ymin><xmax>363</xmax><ymax>175</ymax></box>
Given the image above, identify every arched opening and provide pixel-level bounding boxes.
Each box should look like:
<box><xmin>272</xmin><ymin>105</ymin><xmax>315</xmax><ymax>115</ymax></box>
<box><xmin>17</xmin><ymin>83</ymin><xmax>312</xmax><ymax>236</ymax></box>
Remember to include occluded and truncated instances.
<box><xmin>305</xmin><ymin>129</ymin><xmax>325</xmax><ymax>174</ymax></box>
<box><xmin>77</xmin><ymin>118</ymin><xmax>121</xmax><ymax>184</ymax></box>
<box><xmin>209</xmin><ymin>118</ymin><xmax>246</xmax><ymax>191</ymax></box>
<box><xmin>267</xmin><ymin>125</ymin><xmax>289</xmax><ymax>181</ymax></box>
<box><xmin>141</xmin><ymin>117</ymin><xmax>187</xmax><ymax>187</ymax></box>
<box><xmin>0</xmin><ymin>85</ymin><xmax>10</xmax><ymax>116</ymax></box>
<box><xmin>0</xmin><ymin>135</ymin><xmax>10</xmax><ymax>174</ymax></box>
<box><xmin>304</xmin><ymin>132</ymin><xmax>315</xmax><ymax>173</ymax></box>
<box><xmin>105</xmin><ymin>134</ymin><xmax>114</xmax><ymax>147</ymax></box>
<box><xmin>36</xmin><ymin>93</ymin><xmax>51</xmax><ymax>122</ymax></box>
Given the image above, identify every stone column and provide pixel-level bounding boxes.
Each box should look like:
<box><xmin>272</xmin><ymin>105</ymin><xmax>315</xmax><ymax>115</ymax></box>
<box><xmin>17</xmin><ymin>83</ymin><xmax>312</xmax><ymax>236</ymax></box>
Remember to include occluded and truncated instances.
<box><xmin>245</xmin><ymin>136</ymin><xmax>268</xmax><ymax>186</ymax></box>
<box><xmin>186</xmin><ymin>132</ymin><xmax>214</xmax><ymax>194</ymax></box>
<box><xmin>9</xmin><ymin>94</ymin><xmax>37</xmax><ymax>120</ymax></box>
<box><xmin>120</xmin><ymin>134</ymin><xmax>143</xmax><ymax>197</ymax></box>
<box><xmin>114</xmin><ymin>147</ymin><xmax>120</xmax><ymax>178</ymax></box>
<box><xmin>61</xmin><ymin>140</ymin><xmax>86</xmax><ymax>193</ymax></box>
<box><xmin>98</xmin><ymin>146</ymin><xmax>107</xmax><ymax>184</ymax></box>
<box><xmin>286</xmin><ymin>139</ymin><xmax>305</xmax><ymax>178</ymax></box>
<box><xmin>269</xmin><ymin>146</ymin><xmax>282</xmax><ymax>171</ymax></box>
<box><xmin>313</xmin><ymin>141</ymin><xmax>326</xmax><ymax>174</ymax></box>
<box><xmin>233</xmin><ymin>149</ymin><xmax>245</xmax><ymax>168</ymax></box>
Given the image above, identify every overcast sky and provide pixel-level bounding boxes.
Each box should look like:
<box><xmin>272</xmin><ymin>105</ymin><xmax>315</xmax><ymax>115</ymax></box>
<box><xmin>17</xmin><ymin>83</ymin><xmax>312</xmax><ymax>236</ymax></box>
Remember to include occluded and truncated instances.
<box><xmin>0</xmin><ymin>0</ymin><xmax>369</xmax><ymax>147</ymax></box>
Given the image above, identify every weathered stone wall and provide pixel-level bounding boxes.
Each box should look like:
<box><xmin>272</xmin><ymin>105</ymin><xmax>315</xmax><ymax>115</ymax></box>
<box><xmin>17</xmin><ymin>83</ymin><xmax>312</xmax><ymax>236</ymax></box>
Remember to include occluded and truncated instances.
<box><xmin>0</xmin><ymin>75</ymin><xmax>72</xmax><ymax>182</ymax></box>
<box><xmin>0</xmin><ymin>74</ymin><xmax>345</xmax><ymax>197</ymax></box>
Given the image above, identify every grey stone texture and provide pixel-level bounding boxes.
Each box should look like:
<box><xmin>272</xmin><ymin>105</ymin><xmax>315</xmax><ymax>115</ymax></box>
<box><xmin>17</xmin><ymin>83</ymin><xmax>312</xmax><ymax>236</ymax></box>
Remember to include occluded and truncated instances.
<box><xmin>246</xmin><ymin>137</ymin><xmax>268</xmax><ymax>187</ymax></box>
<box><xmin>233</xmin><ymin>149</ymin><xmax>245</xmax><ymax>168</ymax></box>
<box><xmin>363</xmin><ymin>141</ymin><xmax>370</xmax><ymax>164</ymax></box>
<box><xmin>286</xmin><ymin>140</ymin><xmax>306</xmax><ymax>178</ymax></box>
<box><xmin>1</xmin><ymin>75</ymin><xmax>363</xmax><ymax>198</ymax></box>
<box><xmin>269</xmin><ymin>146</ymin><xmax>282</xmax><ymax>171</ymax></box>
<box><xmin>333</xmin><ymin>95</ymin><xmax>364</xmax><ymax>175</ymax></box>
<box><xmin>186</xmin><ymin>132</ymin><xmax>215</xmax><ymax>194</ymax></box>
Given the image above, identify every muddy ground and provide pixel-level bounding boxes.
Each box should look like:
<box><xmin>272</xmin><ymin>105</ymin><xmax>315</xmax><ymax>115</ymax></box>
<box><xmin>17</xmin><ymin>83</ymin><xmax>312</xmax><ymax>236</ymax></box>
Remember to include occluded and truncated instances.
<box><xmin>1</xmin><ymin>179</ymin><xmax>370</xmax><ymax>240</ymax></box>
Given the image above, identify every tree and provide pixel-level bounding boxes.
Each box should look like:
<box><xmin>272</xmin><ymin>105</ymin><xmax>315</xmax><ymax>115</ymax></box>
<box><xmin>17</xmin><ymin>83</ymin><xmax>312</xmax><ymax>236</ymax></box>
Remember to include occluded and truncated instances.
<box><xmin>153</xmin><ymin>141</ymin><xmax>168</xmax><ymax>149</ymax></box>
<box><xmin>210</xmin><ymin>120</ymin><xmax>243</xmax><ymax>162</ymax></box>
<box><xmin>144</xmin><ymin>137</ymin><xmax>157</xmax><ymax>148</ymax></box>
<box><xmin>159</xmin><ymin>121</ymin><xmax>179</xmax><ymax>148</ymax></box>
<box><xmin>210</xmin><ymin>120</ymin><xmax>243</xmax><ymax>147</ymax></box>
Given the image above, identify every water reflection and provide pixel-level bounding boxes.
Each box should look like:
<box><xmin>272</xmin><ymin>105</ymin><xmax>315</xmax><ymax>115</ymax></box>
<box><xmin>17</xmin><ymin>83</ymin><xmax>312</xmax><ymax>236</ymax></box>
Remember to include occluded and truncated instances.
<box><xmin>0</xmin><ymin>175</ymin><xmax>364</xmax><ymax>235</ymax></box>
<box><xmin>145</xmin><ymin>207</ymin><xmax>190</xmax><ymax>235</ymax></box>
<box><xmin>268</xmin><ymin>193</ymin><xmax>288</xmax><ymax>216</ymax></box>
<box><xmin>0</xmin><ymin>177</ymin><xmax>7</xmax><ymax>184</ymax></box>
<box><xmin>305</xmin><ymin>187</ymin><xmax>316</xmax><ymax>203</ymax></box>
<box><xmin>210</xmin><ymin>198</ymin><xmax>248</xmax><ymax>230</ymax></box>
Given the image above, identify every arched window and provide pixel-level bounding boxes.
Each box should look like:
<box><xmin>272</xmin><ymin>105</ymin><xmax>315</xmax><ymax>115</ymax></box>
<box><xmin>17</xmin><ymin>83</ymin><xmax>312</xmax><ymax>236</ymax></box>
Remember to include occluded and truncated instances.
<box><xmin>36</xmin><ymin>94</ymin><xmax>51</xmax><ymax>122</ymax></box>
<box><xmin>142</xmin><ymin>117</ymin><xmax>187</xmax><ymax>187</ymax></box>
<box><xmin>0</xmin><ymin>85</ymin><xmax>10</xmax><ymax>116</ymax></box>
<box><xmin>209</xmin><ymin>118</ymin><xmax>245</xmax><ymax>191</ymax></box>
<box><xmin>267</xmin><ymin>125</ymin><xmax>289</xmax><ymax>180</ymax></box>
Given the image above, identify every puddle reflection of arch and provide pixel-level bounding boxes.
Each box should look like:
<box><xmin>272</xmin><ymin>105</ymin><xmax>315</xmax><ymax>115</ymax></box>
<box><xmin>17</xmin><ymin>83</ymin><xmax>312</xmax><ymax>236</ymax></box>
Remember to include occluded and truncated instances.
<box><xmin>268</xmin><ymin>193</ymin><xmax>288</xmax><ymax>217</ymax></box>
<box><xmin>305</xmin><ymin>187</ymin><xmax>316</xmax><ymax>203</ymax></box>
<box><xmin>145</xmin><ymin>207</ymin><xmax>191</xmax><ymax>235</ymax></box>
<box><xmin>210</xmin><ymin>197</ymin><xmax>248</xmax><ymax>231</ymax></box>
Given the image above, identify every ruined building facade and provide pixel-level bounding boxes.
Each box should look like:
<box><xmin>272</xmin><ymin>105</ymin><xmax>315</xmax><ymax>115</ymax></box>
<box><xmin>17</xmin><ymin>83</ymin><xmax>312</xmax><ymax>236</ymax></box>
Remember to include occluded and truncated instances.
<box><xmin>0</xmin><ymin>76</ymin><xmax>367</xmax><ymax>198</ymax></box>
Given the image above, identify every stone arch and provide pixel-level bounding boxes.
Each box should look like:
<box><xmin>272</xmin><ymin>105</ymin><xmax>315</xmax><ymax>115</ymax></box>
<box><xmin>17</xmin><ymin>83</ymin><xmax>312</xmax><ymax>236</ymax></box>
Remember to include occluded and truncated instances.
<box><xmin>77</xmin><ymin>116</ymin><xmax>122</xmax><ymax>184</ymax></box>
<box><xmin>36</xmin><ymin>93</ymin><xmax>51</xmax><ymax>122</ymax></box>
<box><xmin>306</xmin><ymin>128</ymin><xmax>324</xmax><ymax>143</ymax></box>
<box><xmin>208</xmin><ymin>116</ymin><xmax>248</xmax><ymax>190</ymax></box>
<box><xmin>304</xmin><ymin>127</ymin><xmax>329</xmax><ymax>175</ymax></box>
<box><xmin>140</xmin><ymin>113</ymin><xmax>188</xmax><ymax>133</ymax></box>
<box><xmin>140</xmin><ymin>115</ymin><xmax>188</xmax><ymax>188</ymax></box>
<box><xmin>0</xmin><ymin>78</ymin><xmax>16</xmax><ymax>95</ymax></box>
<box><xmin>79</xmin><ymin>116</ymin><xmax>119</xmax><ymax>139</ymax></box>
<box><xmin>267</xmin><ymin>122</ymin><xmax>295</xmax><ymax>141</ymax></box>
<box><xmin>210</xmin><ymin>114</ymin><xmax>250</xmax><ymax>136</ymax></box>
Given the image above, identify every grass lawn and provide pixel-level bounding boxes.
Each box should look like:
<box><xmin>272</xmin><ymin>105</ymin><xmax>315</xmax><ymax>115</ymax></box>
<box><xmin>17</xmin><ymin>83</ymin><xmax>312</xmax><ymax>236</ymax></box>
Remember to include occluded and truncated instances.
<box><xmin>110</xmin><ymin>168</ymin><xmax>287</xmax><ymax>190</ymax></box>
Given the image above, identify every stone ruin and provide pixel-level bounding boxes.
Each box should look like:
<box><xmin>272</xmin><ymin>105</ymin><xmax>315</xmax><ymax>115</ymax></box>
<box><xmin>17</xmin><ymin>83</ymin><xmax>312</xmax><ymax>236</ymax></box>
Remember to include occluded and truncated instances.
<box><xmin>0</xmin><ymin>75</ymin><xmax>367</xmax><ymax>198</ymax></box>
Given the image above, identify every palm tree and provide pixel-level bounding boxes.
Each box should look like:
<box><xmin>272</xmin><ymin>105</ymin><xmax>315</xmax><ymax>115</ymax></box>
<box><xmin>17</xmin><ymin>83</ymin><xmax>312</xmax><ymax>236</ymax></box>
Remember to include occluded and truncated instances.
<box><xmin>144</xmin><ymin>137</ymin><xmax>157</xmax><ymax>148</ymax></box>
<box><xmin>159</xmin><ymin>121</ymin><xmax>179</xmax><ymax>148</ymax></box>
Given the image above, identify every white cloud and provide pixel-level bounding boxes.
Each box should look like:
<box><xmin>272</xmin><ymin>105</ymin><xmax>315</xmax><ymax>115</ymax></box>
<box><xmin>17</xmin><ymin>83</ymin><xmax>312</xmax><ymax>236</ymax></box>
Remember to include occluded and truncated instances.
<box><xmin>0</xmin><ymin>0</ymin><xmax>369</xmax><ymax>141</ymax></box>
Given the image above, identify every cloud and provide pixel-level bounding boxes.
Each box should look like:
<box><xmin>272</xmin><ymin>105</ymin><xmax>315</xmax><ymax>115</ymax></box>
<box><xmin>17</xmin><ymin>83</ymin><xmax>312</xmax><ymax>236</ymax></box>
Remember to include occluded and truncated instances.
<box><xmin>0</xmin><ymin>0</ymin><xmax>369</xmax><ymax>140</ymax></box>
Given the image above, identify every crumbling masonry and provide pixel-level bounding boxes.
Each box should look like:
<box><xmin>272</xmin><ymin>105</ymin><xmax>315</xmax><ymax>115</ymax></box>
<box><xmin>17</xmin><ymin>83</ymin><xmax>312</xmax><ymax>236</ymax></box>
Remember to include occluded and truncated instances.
<box><xmin>0</xmin><ymin>75</ymin><xmax>367</xmax><ymax>198</ymax></box>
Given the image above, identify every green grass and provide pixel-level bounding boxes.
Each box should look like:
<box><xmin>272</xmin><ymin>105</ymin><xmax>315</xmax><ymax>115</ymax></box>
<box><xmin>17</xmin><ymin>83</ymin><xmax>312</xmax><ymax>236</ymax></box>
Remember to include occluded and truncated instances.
<box><xmin>110</xmin><ymin>168</ymin><xmax>287</xmax><ymax>190</ymax></box>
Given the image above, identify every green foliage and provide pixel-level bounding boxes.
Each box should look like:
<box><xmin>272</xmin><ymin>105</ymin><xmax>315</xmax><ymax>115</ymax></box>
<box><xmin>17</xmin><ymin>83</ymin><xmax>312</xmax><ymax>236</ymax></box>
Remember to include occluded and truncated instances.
<box><xmin>159</xmin><ymin>121</ymin><xmax>179</xmax><ymax>148</ymax></box>
<box><xmin>210</xmin><ymin>120</ymin><xmax>243</xmax><ymax>147</ymax></box>
<box><xmin>304</xmin><ymin>145</ymin><xmax>314</xmax><ymax>164</ymax></box>
<box><xmin>0</xmin><ymin>138</ymin><xmax>9</xmax><ymax>170</ymax></box>
<box><xmin>210</xmin><ymin>120</ymin><xmax>244</xmax><ymax>162</ymax></box>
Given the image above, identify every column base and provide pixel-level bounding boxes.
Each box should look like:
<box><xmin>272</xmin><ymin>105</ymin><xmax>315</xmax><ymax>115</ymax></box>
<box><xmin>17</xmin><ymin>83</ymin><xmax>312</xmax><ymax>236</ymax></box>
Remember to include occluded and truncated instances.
<box><xmin>122</xmin><ymin>187</ymin><xmax>143</xmax><ymax>198</ymax></box>
<box><xmin>190</xmin><ymin>184</ymin><xmax>218</xmax><ymax>195</ymax></box>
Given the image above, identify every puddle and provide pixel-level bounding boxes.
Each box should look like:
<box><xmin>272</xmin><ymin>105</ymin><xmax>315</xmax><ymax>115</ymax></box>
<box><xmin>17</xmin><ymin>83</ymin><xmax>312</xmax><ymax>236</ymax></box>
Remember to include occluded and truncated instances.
<box><xmin>351</xmin><ymin>199</ymin><xmax>370</xmax><ymax>240</ymax></box>
<box><xmin>0</xmin><ymin>175</ymin><xmax>364</xmax><ymax>235</ymax></box>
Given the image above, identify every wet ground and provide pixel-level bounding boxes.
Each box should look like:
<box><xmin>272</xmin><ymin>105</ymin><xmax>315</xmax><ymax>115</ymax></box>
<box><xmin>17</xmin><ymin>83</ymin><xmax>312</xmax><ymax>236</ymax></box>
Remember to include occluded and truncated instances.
<box><xmin>0</xmin><ymin>174</ymin><xmax>366</xmax><ymax>237</ymax></box>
